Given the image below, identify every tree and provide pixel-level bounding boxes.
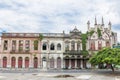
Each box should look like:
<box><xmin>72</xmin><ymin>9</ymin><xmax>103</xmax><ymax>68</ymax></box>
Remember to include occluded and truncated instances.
<box><xmin>81</xmin><ymin>34</ymin><xmax>89</xmax><ymax>68</ymax></box>
<box><xmin>89</xmin><ymin>47</ymin><xmax>120</xmax><ymax>72</ymax></box>
<box><xmin>81</xmin><ymin>33</ymin><xmax>89</xmax><ymax>56</ymax></box>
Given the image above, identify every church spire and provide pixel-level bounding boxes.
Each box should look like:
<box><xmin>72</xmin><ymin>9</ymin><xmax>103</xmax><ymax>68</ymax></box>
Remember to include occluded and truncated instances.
<box><xmin>95</xmin><ymin>16</ymin><xmax>97</xmax><ymax>25</ymax></box>
<box><xmin>108</xmin><ymin>21</ymin><xmax>111</xmax><ymax>25</ymax></box>
<box><xmin>87</xmin><ymin>20</ymin><xmax>90</xmax><ymax>30</ymax></box>
<box><xmin>108</xmin><ymin>21</ymin><xmax>111</xmax><ymax>30</ymax></box>
<box><xmin>101</xmin><ymin>16</ymin><xmax>104</xmax><ymax>26</ymax></box>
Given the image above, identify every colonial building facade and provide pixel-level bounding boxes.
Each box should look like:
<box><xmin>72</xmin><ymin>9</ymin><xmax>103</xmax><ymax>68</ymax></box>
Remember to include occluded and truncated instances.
<box><xmin>0</xmin><ymin>18</ymin><xmax>117</xmax><ymax>69</ymax></box>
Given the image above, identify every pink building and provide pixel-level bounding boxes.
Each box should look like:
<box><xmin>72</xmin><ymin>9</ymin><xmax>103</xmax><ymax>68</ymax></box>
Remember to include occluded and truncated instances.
<box><xmin>0</xmin><ymin>33</ymin><xmax>42</xmax><ymax>68</ymax></box>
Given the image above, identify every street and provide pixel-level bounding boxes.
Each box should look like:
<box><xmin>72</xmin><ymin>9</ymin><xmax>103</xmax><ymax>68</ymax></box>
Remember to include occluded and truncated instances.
<box><xmin>0</xmin><ymin>69</ymin><xmax>120</xmax><ymax>80</ymax></box>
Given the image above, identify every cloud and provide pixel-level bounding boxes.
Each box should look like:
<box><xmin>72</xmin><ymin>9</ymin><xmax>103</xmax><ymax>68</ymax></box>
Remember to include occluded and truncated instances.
<box><xmin>0</xmin><ymin>0</ymin><xmax>120</xmax><ymax>41</ymax></box>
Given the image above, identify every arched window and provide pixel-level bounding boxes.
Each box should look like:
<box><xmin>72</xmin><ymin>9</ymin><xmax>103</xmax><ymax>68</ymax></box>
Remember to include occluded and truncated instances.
<box><xmin>3</xmin><ymin>40</ymin><xmax>8</xmax><ymax>50</ymax></box>
<box><xmin>25</xmin><ymin>57</ymin><xmax>29</xmax><ymax>68</ymax></box>
<box><xmin>57</xmin><ymin>43</ymin><xmax>61</xmax><ymax>50</ymax></box>
<box><xmin>34</xmin><ymin>57</ymin><xmax>38</xmax><ymax>68</ymax></box>
<box><xmin>50</xmin><ymin>43</ymin><xmax>55</xmax><ymax>50</ymax></box>
<box><xmin>3</xmin><ymin>57</ymin><xmax>7</xmax><ymax>68</ymax></box>
<box><xmin>71</xmin><ymin>41</ymin><xmax>75</xmax><ymax>50</ymax></box>
<box><xmin>91</xmin><ymin>42</ymin><xmax>95</xmax><ymax>50</ymax></box>
<box><xmin>42</xmin><ymin>43</ymin><xmax>47</xmax><ymax>50</ymax></box>
<box><xmin>18</xmin><ymin>57</ymin><xmax>22</xmax><ymax>68</ymax></box>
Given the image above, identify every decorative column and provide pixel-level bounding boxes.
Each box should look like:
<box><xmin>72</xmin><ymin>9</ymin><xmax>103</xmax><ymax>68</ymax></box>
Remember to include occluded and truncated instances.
<box><xmin>75</xmin><ymin>42</ymin><xmax>77</xmax><ymax>51</ymax></box>
<box><xmin>0</xmin><ymin>40</ymin><xmax>3</xmax><ymax>68</ymax></box>
<box><xmin>75</xmin><ymin>59</ymin><xmax>77</xmax><ymax>68</ymax></box>
<box><xmin>61</xmin><ymin>56</ymin><xmax>63</xmax><ymax>68</ymax></box>
<box><xmin>8</xmin><ymin>39</ymin><xmax>11</xmax><ymax>68</ymax></box>
<box><xmin>23</xmin><ymin>57</ymin><xmax>25</xmax><ymax>68</ymax></box>
<box><xmin>0</xmin><ymin>56</ymin><xmax>1</xmax><ymax>68</ymax></box>
<box><xmin>69</xmin><ymin>42</ymin><xmax>71</xmax><ymax>51</ymax></box>
<box><xmin>23</xmin><ymin>40</ymin><xmax>25</xmax><ymax>51</ymax></box>
<box><xmin>69</xmin><ymin>59</ymin><xmax>71</xmax><ymax>69</ymax></box>
<box><xmin>16</xmin><ymin>40</ymin><xmax>19</xmax><ymax>52</ymax></box>
<box><xmin>39</xmin><ymin>41</ymin><xmax>42</xmax><ymax>68</ymax></box>
<box><xmin>16</xmin><ymin>57</ymin><xmax>18</xmax><ymax>68</ymax></box>
<box><xmin>80</xmin><ymin>43</ymin><xmax>82</xmax><ymax>50</ymax></box>
<box><xmin>30</xmin><ymin>40</ymin><xmax>33</xmax><ymax>68</ymax></box>
<box><xmin>54</xmin><ymin>58</ymin><xmax>57</xmax><ymax>69</ymax></box>
<box><xmin>47</xmin><ymin>40</ymin><xmax>50</xmax><ymax>70</ymax></box>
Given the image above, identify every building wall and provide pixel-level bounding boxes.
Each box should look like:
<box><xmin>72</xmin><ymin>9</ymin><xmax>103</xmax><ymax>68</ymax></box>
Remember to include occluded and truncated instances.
<box><xmin>0</xmin><ymin>19</ymin><xmax>117</xmax><ymax>69</ymax></box>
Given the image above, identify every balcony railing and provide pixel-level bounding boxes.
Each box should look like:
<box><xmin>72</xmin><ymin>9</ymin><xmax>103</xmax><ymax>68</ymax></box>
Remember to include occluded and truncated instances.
<box><xmin>2</xmin><ymin>33</ymin><xmax>64</xmax><ymax>38</ymax></box>
<box><xmin>63</xmin><ymin>50</ymin><xmax>82</xmax><ymax>55</ymax></box>
<box><xmin>10</xmin><ymin>50</ymin><xmax>31</xmax><ymax>54</ymax></box>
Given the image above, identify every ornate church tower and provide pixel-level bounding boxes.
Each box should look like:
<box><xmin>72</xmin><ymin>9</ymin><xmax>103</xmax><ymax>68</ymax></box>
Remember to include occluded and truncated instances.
<box><xmin>87</xmin><ymin>17</ymin><xmax>117</xmax><ymax>54</ymax></box>
<box><xmin>108</xmin><ymin>21</ymin><xmax>111</xmax><ymax>30</ymax></box>
<box><xmin>87</xmin><ymin>20</ymin><xmax>90</xmax><ymax>30</ymax></box>
<box><xmin>94</xmin><ymin>16</ymin><xmax>97</xmax><ymax>26</ymax></box>
<box><xmin>101</xmin><ymin>17</ymin><xmax>104</xmax><ymax>26</ymax></box>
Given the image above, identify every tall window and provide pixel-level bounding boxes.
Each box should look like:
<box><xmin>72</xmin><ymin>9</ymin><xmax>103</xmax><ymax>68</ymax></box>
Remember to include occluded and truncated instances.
<box><xmin>50</xmin><ymin>43</ymin><xmax>55</xmax><ymax>50</ymax></box>
<box><xmin>57</xmin><ymin>43</ymin><xmax>61</xmax><ymax>50</ymax></box>
<box><xmin>12</xmin><ymin>40</ymin><xmax>16</xmax><ymax>51</ymax></box>
<box><xmin>98</xmin><ymin>41</ymin><xmax>102</xmax><ymax>50</ymax></box>
<box><xmin>34</xmin><ymin>40</ymin><xmax>38</xmax><ymax>50</ymax></box>
<box><xmin>19</xmin><ymin>40</ymin><xmax>23</xmax><ymax>51</ymax></box>
<box><xmin>42</xmin><ymin>43</ymin><xmax>47</xmax><ymax>50</ymax></box>
<box><xmin>65</xmin><ymin>42</ymin><xmax>69</xmax><ymax>51</ymax></box>
<box><xmin>106</xmin><ymin>41</ymin><xmax>110</xmax><ymax>47</ymax></box>
<box><xmin>71</xmin><ymin>41</ymin><xmax>75</xmax><ymax>51</ymax></box>
<box><xmin>90</xmin><ymin>42</ymin><xmax>95</xmax><ymax>50</ymax></box>
<box><xmin>3</xmin><ymin>40</ymin><xmax>8</xmax><ymax>50</ymax></box>
<box><xmin>25</xmin><ymin>40</ymin><xmax>30</xmax><ymax>51</ymax></box>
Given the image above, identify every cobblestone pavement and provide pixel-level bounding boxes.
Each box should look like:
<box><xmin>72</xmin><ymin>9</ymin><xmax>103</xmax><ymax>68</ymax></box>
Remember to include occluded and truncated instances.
<box><xmin>0</xmin><ymin>69</ymin><xmax>120</xmax><ymax>80</ymax></box>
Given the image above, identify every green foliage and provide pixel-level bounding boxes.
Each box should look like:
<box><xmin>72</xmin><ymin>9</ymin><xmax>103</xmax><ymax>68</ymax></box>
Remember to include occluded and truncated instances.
<box><xmin>81</xmin><ymin>34</ymin><xmax>88</xmax><ymax>51</ymax></box>
<box><xmin>34</xmin><ymin>40</ymin><xmax>38</xmax><ymax>50</ymax></box>
<box><xmin>81</xmin><ymin>50</ymin><xmax>89</xmax><ymax>56</ymax></box>
<box><xmin>112</xmin><ymin>32</ymin><xmax>114</xmax><ymax>36</ymax></box>
<box><xmin>89</xmin><ymin>47</ymin><xmax>120</xmax><ymax>66</ymax></box>
<box><xmin>81</xmin><ymin>33</ymin><xmax>89</xmax><ymax>56</ymax></box>
<box><xmin>97</xmin><ymin>28</ymin><xmax>102</xmax><ymax>37</ymax></box>
<box><xmin>38</xmin><ymin>33</ymin><xmax>43</xmax><ymax>41</ymax></box>
<box><xmin>87</xmin><ymin>30</ymin><xmax>94</xmax><ymax>36</ymax></box>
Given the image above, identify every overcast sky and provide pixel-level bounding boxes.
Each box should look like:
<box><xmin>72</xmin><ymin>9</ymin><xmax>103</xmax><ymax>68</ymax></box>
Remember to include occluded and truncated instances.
<box><xmin>0</xmin><ymin>0</ymin><xmax>120</xmax><ymax>41</ymax></box>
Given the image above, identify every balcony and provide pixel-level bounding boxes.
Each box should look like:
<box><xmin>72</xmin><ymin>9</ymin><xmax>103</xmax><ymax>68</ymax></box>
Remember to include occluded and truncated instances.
<box><xmin>63</xmin><ymin>50</ymin><xmax>82</xmax><ymax>55</ymax></box>
<box><xmin>10</xmin><ymin>50</ymin><xmax>31</xmax><ymax>54</ymax></box>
